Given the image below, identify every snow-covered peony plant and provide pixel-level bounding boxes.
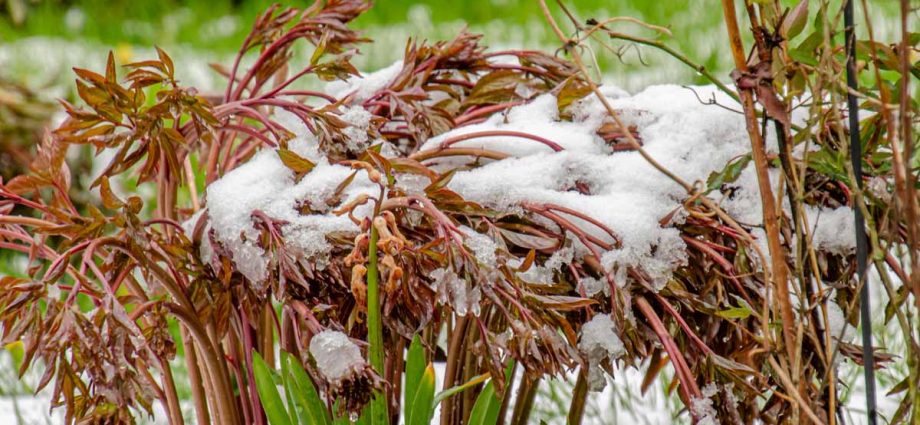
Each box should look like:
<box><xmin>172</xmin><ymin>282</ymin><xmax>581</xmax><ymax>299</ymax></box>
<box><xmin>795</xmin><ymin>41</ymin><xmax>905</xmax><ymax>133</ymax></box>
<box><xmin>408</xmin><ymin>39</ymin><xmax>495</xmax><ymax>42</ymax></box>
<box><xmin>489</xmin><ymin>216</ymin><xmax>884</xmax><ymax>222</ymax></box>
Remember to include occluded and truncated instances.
<box><xmin>1</xmin><ymin>1</ymin><xmax>917</xmax><ymax>424</ymax></box>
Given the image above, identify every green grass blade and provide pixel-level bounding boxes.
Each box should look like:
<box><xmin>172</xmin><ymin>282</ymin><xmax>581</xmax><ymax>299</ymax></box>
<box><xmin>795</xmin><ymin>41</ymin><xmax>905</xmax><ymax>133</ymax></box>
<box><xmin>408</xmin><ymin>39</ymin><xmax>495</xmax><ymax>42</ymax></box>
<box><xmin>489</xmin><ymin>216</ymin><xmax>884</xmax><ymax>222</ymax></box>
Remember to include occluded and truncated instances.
<box><xmin>404</xmin><ymin>334</ymin><xmax>435</xmax><ymax>425</ymax></box>
<box><xmin>467</xmin><ymin>361</ymin><xmax>515</xmax><ymax>425</ymax></box>
<box><xmin>252</xmin><ymin>351</ymin><xmax>294</xmax><ymax>425</ymax></box>
<box><xmin>283</xmin><ymin>351</ymin><xmax>332</xmax><ymax>425</ymax></box>
<box><xmin>280</xmin><ymin>352</ymin><xmax>301</xmax><ymax>425</ymax></box>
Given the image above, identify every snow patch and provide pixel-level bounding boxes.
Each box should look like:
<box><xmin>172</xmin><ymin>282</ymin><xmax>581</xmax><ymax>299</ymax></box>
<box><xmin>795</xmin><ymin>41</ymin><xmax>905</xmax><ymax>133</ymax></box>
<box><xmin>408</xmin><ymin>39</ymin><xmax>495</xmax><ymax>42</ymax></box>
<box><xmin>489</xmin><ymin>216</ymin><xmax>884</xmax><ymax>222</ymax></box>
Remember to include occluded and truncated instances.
<box><xmin>578</xmin><ymin>314</ymin><xmax>625</xmax><ymax>391</ymax></box>
<box><xmin>309</xmin><ymin>330</ymin><xmax>367</xmax><ymax>383</ymax></box>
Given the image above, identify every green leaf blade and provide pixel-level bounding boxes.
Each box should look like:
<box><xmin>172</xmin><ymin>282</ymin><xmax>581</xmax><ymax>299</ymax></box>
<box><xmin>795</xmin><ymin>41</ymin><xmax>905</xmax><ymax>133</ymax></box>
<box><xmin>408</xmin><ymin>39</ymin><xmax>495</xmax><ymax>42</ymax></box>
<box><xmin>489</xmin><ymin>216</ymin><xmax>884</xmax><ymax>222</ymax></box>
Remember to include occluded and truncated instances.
<box><xmin>253</xmin><ymin>351</ymin><xmax>294</xmax><ymax>425</ymax></box>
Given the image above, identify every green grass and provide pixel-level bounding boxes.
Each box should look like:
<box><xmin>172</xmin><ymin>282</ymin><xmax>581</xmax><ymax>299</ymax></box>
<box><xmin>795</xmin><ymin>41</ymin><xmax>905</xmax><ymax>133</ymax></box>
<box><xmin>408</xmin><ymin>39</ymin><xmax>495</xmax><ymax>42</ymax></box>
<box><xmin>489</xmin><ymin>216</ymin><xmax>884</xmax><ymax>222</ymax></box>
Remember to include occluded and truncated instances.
<box><xmin>1</xmin><ymin>0</ymin><xmax>904</xmax><ymax>93</ymax></box>
<box><xmin>0</xmin><ymin>0</ymin><xmax>745</xmax><ymax>91</ymax></box>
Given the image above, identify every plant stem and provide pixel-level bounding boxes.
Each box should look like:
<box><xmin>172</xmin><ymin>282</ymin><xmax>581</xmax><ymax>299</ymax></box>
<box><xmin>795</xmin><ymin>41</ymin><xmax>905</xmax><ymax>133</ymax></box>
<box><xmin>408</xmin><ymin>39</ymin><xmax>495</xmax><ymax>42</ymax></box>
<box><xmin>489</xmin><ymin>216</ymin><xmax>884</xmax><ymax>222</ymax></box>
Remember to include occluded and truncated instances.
<box><xmin>510</xmin><ymin>375</ymin><xmax>539</xmax><ymax>425</ymax></box>
<box><xmin>719</xmin><ymin>0</ymin><xmax>798</xmax><ymax>379</ymax></box>
<box><xmin>180</xmin><ymin>328</ymin><xmax>211</xmax><ymax>425</ymax></box>
<box><xmin>566</xmin><ymin>371</ymin><xmax>588</xmax><ymax>425</ymax></box>
<box><xmin>366</xmin><ymin>220</ymin><xmax>389</xmax><ymax>424</ymax></box>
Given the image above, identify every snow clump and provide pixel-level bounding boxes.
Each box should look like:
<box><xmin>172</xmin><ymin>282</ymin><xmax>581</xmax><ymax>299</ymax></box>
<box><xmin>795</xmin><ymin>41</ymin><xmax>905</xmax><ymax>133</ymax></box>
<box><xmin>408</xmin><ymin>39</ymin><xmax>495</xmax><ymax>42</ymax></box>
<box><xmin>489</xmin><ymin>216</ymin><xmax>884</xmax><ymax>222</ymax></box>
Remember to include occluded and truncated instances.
<box><xmin>578</xmin><ymin>313</ymin><xmax>625</xmax><ymax>391</ymax></box>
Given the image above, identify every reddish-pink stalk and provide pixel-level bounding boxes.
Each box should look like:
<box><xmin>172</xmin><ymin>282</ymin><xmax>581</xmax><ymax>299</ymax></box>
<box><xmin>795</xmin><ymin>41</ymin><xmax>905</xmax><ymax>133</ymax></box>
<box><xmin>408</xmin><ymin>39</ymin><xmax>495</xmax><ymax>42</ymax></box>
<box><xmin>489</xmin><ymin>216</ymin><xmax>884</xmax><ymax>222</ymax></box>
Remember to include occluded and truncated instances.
<box><xmin>438</xmin><ymin>130</ymin><xmax>564</xmax><ymax>152</ymax></box>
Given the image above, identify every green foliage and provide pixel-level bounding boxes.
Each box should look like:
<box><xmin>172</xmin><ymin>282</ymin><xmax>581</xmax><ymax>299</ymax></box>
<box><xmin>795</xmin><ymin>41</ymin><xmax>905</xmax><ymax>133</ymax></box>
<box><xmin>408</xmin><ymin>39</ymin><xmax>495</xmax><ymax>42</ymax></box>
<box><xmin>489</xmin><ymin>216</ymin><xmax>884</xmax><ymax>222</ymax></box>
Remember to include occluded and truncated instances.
<box><xmin>467</xmin><ymin>361</ymin><xmax>514</xmax><ymax>425</ymax></box>
<box><xmin>253</xmin><ymin>352</ymin><xmax>294</xmax><ymax>425</ymax></box>
<box><xmin>403</xmin><ymin>335</ymin><xmax>436</xmax><ymax>425</ymax></box>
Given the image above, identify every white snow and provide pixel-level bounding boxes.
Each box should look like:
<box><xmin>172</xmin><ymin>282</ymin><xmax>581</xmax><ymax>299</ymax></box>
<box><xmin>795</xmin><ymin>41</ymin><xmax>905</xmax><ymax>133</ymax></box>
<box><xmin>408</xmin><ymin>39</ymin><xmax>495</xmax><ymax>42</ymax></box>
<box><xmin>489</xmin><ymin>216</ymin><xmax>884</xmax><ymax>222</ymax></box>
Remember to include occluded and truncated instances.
<box><xmin>205</xmin><ymin>111</ymin><xmax>377</xmax><ymax>287</ymax></box>
<box><xmin>459</xmin><ymin>225</ymin><xmax>500</xmax><ymax>267</ymax></box>
<box><xmin>420</xmin><ymin>85</ymin><xmax>758</xmax><ymax>289</ymax></box>
<box><xmin>431</xmin><ymin>267</ymin><xmax>481</xmax><ymax>317</ymax></box>
<box><xmin>578</xmin><ymin>313</ymin><xmax>626</xmax><ymax>391</ymax></box>
<box><xmin>805</xmin><ymin>206</ymin><xmax>857</xmax><ymax>256</ymax></box>
<box><xmin>309</xmin><ymin>330</ymin><xmax>366</xmax><ymax>382</ymax></box>
<box><xmin>325</xmin><ymin>60</ymin><xmax>404</xmax><ymax>102</ymax></box>
<box><xmin>340</xmin><ymin>106</ymin><xmax>375</xmax><ymax>153</ymax></box>
<box><xmin>205</xmin><ymin>81</ymin><xmax>858</xmax><ymax>293</ymax></box>
<box><xmin>690</xmin><ymin>383</ymin><xmax>721</xmax><ymax>425</ymax></box>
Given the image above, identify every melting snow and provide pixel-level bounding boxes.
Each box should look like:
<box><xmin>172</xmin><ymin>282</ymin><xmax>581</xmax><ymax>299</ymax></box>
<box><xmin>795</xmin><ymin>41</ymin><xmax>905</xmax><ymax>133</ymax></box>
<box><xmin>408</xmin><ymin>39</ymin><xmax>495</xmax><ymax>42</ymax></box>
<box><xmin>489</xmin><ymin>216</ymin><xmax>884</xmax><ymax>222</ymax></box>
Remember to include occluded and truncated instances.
<box><xmin>205</xmin><ymin>110</ymin><xmax>377</xmax><ymax>287</ymax></box>
<box><xmin>326</xmin><ymin>60</ymin><xmax>404</xmax><ymax>102</ymax></box>
<box><xmin>309</xmin><ymin>330</ymin><xmax>366</xmax><ymax>382</ymax></box>
<box><xmin>578</xmin><ymin>313</ymin><xmax>626</xmax><ymax>391</ymax></box>
<box><xmin>202</xmin><ymin>77</ymin><xmax>857</xmax><ymax>293</ymax></box>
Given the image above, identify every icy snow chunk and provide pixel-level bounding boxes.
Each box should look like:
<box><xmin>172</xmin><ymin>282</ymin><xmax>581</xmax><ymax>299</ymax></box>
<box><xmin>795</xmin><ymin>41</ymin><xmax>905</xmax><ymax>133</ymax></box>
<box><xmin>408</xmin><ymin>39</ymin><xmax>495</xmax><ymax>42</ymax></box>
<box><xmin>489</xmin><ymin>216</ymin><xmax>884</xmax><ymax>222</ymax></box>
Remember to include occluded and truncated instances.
<box><xmin>578</xmin><ymin>277</ymin><xmax>607</xmax><ymax>297</ymax></box>
<box><xmin>326</xmin><ymin>60</ymin><xmax>403</xmax><ymax>102</ymax></box>
<box><xmin>460</xmin><ymin>226</ymin><xmax>499</xmax><ymax>267</ymax></box>
<box><xmin>691</xmin><ymin>383</ymin><xmax>721</xmax><ymax>425</ymax></box>
<box><xmin>340</xmin><ymin>106</ymin><xmax>373</xmax><ymax>153</ymax></box>
<box><xmin>394</xmin><ymin>173</ymin><xmax>430</xmax><ymax>195</ymax></box>
<box><xmin>578</xmin><ymin>314</ymin><xmax>625</xmax><ymax>391</ymax></box>
<box><xmin>309</xmin><ymin>330</ymin><xmax>366</xmax><ymax>383</ymax></box>
<box><xmin>206</xmin><ymin>150</ymin><xmax>293</xmax><ymax>284</ymax></box>
<box><xmin>805</xmin><ymin>206</ymin><xmax>857</xmax><ymax>256</ymax></box>
<box><xmin>431</xmin><ymin>268</ymin><xmax>481</xmax><ymax>316</ymax></box>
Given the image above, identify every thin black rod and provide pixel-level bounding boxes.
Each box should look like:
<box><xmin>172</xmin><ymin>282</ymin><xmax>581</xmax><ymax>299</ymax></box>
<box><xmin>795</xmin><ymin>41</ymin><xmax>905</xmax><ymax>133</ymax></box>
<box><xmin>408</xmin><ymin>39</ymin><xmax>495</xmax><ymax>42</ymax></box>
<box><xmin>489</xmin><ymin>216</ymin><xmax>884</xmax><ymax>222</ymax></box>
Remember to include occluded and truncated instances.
<box><xmin>844</xmin><ymin>1</ymin><xmax>877</xmax><ymax>424</ymax></box>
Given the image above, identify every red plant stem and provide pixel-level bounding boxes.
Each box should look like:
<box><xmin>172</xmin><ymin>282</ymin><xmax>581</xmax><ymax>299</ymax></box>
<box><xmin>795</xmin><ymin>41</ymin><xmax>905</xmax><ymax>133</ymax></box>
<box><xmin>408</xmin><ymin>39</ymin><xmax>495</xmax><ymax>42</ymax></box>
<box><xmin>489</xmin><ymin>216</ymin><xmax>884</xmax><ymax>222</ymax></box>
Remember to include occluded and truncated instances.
<box><xmin>429</xmin><ymin>77</ymin><xmax>475</xmax><ymax>88</ymax></box>
<box><xmin>288</xmin><ymin>300</ymin><xmax>324</xmax><ymax>334</ymax></box>
<box><xmin>438</xmin><ymin>130</ymin><xmax>564</xmax><ymax>152</ymax></box>
<box><xmin>652</xmin><ymin>293</ymin><xmax>714</xmax><ymax>356</ymax></box>
<box><xmin>483</xmin><ymin>50</ymin><xmax>544</xmax><ymax>58</ymax></box>
<box><xmin>454</xmin><ymin>101</ymin><xmax>525</xmax><ymax>125</ymax></box>
<box><xmin>224</xmin><ymin>30</ymin><xmax>255</xmax><ymax>102</ymax></box>
<box><xmin>240</xmin><ymin>309</ymin><xmax>265</xmax><ymax>425</ymax></box>
<box><xmin>231</xmin><ymin>25</ymin><xmax>320</xmax><ymax>100</ymax></box>
<box><xmin>488</xmin><ymin>63</ymin><xmax>546</xmax><ymax>75</ymax></box>
<box><xmin>271</xmin><ymin>90</ymin><xmax>337</xmax><ymax>103</ymax></box>
<box><xmin>221</xmin><ymin>105</ymin><xmax>284</xmax><ymax>140</ymax></box>
<box><xmin>635</xmin><ymin>297</ymin><xmax>702</xmax><ymax>410</ymax></box>
<box><xmin>409</xmin><ymin>147</ymin><xmax>510</xmax><ymax>162</ymax></box>
<box><xmin>0</xmin><ymin>215</ymin><xmax>53</xmax><ymax>228</ymax></box>
<box><xmin>538</xmin><ymin>209</ymin><xmax>612</xmax><ymax>251</ymax></box>
<box><xmin>456</xmin><ymin>117</ymin><xmax>489</xmax><ymax>127</ymax></box>
<box><xmin>523</xmin><ymin>205</ymin><xmax>619</xmax><ymax>308</ymax></box>
<box><xmin>257</xmin><ymin>65</ymin><xmax>317</xmax><ymax>100</ymax></box>
<box><xmin>542</xmin><ymin>203</ymin><xmax>620</xmax><ymax>246</ymax></box>
<box><xmin>223</xmin><ymin>124</ymin><xmax>277</xmax><ymax>148</ymax></box>
<box><xmin>165</xmin><ymin>302</ymin><xmax>241</xmax><ymax>424</ymax></box>
<box><xmin>226</xmin><ymin>137</ymin><xmax>261</xmax><ymax>172</ymax></box>
<box><xmin>143</xmin><ymin>218</ymin><xmax>185</xmax><ymax>232</ymax></box>
<box><xmin>681</xmin><ymin>235</ymin><xmax>753</xmax><ymax>307</ymax></box>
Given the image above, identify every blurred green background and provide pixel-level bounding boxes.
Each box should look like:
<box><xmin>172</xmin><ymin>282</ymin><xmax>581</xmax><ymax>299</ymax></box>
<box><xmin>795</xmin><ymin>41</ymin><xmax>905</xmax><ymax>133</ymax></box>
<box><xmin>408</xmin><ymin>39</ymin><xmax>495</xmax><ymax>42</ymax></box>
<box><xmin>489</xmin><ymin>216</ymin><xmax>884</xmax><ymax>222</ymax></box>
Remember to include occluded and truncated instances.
<box><xmin>0</xmin><ymin>0</ymin><xmax>743</xmax><ymax>93</ymax></box>
<box><xmin>0</xmin><ymin>0</ymin><xmax>904</xmax><ymax>93</ymax></box>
